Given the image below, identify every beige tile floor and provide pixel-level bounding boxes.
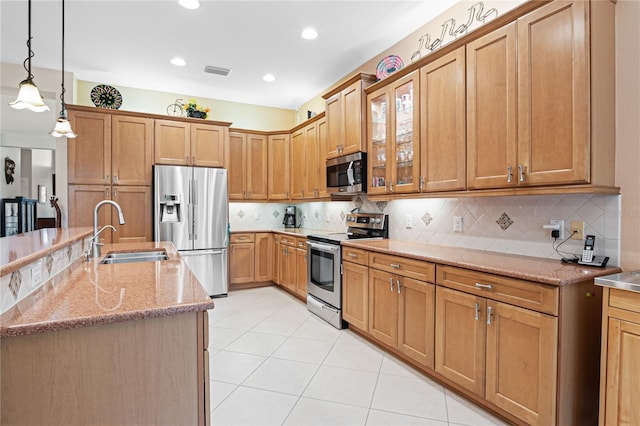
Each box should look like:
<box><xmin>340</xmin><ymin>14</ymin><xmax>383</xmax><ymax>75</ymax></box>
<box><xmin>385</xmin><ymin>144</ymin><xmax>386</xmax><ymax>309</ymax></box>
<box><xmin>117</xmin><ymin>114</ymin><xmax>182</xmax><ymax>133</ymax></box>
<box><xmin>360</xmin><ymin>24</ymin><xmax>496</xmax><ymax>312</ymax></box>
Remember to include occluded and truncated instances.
<box><xmin>208</xmin><ymin>286</ymin><xmax>509</xmax><ymax>426</ymax></box>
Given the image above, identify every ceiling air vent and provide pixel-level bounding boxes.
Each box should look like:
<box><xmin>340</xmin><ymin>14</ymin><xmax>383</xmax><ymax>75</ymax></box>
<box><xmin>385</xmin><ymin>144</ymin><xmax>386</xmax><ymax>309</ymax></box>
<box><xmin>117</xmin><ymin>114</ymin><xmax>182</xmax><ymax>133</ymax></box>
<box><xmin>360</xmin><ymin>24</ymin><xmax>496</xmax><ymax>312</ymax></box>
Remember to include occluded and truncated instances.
<box><xmin>204</xmin><ymin>65</ymin><xmax>231</xmax><ymax>76</ymax></box>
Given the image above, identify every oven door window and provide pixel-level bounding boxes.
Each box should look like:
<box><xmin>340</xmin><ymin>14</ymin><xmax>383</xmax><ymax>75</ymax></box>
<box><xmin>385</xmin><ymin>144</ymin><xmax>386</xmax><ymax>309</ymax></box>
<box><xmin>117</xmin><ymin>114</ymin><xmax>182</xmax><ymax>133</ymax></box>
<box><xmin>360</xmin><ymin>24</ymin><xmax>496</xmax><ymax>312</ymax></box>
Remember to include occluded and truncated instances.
<box><xmin>310</xmin><ymin>247</ymin><xmax>335</xmax><ymax>291</ymax></box>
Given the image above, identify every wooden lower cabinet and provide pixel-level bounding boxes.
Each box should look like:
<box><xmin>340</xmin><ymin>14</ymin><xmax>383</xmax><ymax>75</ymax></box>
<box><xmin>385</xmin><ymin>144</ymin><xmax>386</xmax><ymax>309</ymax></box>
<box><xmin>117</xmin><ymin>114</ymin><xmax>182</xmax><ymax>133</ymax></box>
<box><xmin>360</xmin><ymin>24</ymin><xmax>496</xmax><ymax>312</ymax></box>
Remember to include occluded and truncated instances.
<box><xmin>599</xmin><ymin>288</ymin><xmax>640</xmax><ymax>426</ymax></box>
<box><xmin>342</xmin><ymin>258</ymin><xmax>369</xmax><ymax>332</ymax></box>
<box><xmin>1</xmin><ymin>311</ymin><xmax>210</xmax><ymax>425</ymax></box>
<box><xmin>278</xmin><ymin>242</ymin><xmax>296</xmax><ymax>293</ymax></box>
<box><xmin>254</xmin><ymin>233</ymin><xmax>273</xmax><ymax>282</ymax></box>
<box><xmin>368</xmin><ymin>267</ymin><xmax>435</xmax><ymax>369</ymax></box>
<box><xmin>229</xmin><ymin>233</ymin><xmax>255</xmax><ymax>284</ymax></box>
<box><xmin>436</xmin><ymin>284</ymin><xmax>559</xmax><ymax>422</ymax></box>
<box><xmin>295</xmin><ymin>245</ymin><xmax>307</xmax><ymax>298</ymax></box>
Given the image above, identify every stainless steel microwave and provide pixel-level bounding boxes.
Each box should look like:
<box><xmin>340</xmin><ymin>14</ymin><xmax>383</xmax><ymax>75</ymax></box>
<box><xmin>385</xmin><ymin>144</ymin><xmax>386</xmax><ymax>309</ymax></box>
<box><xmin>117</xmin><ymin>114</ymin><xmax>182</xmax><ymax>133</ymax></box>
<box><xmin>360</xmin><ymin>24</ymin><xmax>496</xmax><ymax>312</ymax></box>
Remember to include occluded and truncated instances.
<box><xmin>326</xmin><ymin>152</ymin><xmax>367</xmax><ymax>195</ymax></box>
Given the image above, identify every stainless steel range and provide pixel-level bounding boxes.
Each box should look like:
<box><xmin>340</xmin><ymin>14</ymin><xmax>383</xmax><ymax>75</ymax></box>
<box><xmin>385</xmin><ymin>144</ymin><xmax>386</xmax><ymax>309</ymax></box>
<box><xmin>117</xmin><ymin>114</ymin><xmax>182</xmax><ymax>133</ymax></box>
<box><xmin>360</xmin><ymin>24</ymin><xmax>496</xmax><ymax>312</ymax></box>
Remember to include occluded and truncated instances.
<box><xmin>306</xmin><ymin>212</ymin><xmax>389</xmax><ymax>329</ymax></box>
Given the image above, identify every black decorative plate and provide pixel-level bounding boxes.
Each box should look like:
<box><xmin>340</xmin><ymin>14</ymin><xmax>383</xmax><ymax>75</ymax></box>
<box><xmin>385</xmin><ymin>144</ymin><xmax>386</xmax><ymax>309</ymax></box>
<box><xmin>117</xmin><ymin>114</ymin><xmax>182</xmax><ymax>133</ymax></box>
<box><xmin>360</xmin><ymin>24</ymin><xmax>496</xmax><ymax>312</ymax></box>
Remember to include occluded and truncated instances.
<box><xmin>90</xmin><ymin>84</ymin><xmax>123</xmax><ymax>109</ymax></box>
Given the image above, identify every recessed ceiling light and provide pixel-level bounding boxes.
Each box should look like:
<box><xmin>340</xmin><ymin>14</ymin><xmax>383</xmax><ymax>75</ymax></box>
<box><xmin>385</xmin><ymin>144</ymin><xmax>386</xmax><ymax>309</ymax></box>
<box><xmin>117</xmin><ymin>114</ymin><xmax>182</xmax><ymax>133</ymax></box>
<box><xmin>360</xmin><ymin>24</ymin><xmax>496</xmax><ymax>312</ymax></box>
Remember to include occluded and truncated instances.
<box><xmin>301</xmin><ymin>28</ymin><xmax>318</xmax><ymax>40</ymax></box>
<box><xmin>178</xmin><ymin>0</ymin><xmax>200</xmax><ymax>10</ymax></box>
<box><xmin>170</xmin><ymin>57</ymin><xmax>186</xmax><ymax>67</ymax></box>
<box><xmin>262</xmin><ymin>74</ymin><xmax>276</xmax><ymax>82</ymax></box>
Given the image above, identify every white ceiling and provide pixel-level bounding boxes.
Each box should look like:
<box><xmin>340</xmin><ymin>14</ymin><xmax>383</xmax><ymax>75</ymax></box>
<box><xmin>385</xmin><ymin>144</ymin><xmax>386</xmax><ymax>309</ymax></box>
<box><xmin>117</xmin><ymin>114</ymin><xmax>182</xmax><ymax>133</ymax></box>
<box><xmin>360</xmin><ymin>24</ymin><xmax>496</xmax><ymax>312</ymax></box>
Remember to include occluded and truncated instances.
<box><xmin>1</xmin><ymin>0</ymin><xmax>461</xmax><ymax>111</ymax></box>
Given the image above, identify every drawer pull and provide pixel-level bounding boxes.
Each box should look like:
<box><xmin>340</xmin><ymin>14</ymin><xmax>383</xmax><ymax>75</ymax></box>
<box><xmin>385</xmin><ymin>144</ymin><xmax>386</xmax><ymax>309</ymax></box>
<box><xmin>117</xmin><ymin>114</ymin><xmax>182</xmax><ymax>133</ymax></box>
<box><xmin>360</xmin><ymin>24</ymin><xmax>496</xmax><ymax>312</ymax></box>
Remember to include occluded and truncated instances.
<box><xmin>298</xmin><ymin>242</ymin><xmax>305</xmax><ymax>247</ymax></box>
<box><xmin>474</xmin><ymin>303</ymin><xmax>480</xmax><ymax>321</ymax></box>
<box><xmin>475</xmin><ymin>282</ymin><xmax>493</xmax><ymax>290</ymax></box>
<box><xmin>390</xmin><ymin>263</ymin><xmax>401</xmax><ymax>269</ymax></box>
<box><xmin>487</xmin><ymin>306</ymin><xmax>493</xmax><ymax>325</ymax></box>
<box><xmin>348</xmin><ymin>253</ymin><xmax>358</xmax><ymax>258</ymax></box>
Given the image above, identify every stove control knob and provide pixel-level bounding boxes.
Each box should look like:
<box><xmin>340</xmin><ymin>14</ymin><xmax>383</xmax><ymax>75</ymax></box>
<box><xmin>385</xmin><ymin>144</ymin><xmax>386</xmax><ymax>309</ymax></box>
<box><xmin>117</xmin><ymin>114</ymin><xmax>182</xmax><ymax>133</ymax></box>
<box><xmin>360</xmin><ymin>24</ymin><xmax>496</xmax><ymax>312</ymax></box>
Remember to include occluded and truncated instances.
<box><xmin>374</xmin><ymin>218</ymin><xmax>381</xmax><ymax>224</ymax></box>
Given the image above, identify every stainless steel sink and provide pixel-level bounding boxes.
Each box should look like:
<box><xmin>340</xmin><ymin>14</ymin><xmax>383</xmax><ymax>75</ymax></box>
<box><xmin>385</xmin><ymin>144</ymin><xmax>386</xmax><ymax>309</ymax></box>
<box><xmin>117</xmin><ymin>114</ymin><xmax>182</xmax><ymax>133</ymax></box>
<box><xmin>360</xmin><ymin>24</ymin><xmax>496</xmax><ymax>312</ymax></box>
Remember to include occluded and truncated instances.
<box><xmin>100</xmin><ymin>250</ymin><xmax>169</xmax><ymax>265</ymax></box>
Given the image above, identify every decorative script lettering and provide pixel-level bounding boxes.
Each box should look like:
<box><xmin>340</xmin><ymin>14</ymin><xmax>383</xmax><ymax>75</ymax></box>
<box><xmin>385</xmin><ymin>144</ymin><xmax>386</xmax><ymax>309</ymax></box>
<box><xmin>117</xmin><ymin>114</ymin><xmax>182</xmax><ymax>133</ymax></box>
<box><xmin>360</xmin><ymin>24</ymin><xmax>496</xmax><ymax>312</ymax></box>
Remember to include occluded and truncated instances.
<box><xmin>410</xmin><ymin>2</ymin><xmax>499</xmax><ymax>62</ymax></box>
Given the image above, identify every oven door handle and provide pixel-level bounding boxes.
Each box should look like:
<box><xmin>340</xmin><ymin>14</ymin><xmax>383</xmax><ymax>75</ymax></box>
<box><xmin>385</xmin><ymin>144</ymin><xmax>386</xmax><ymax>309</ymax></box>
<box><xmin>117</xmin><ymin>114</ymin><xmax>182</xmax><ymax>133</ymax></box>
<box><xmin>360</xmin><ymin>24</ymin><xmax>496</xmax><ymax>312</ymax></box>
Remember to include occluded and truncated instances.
<box><xmin>307</xmin><ymin>241</ymin><xmax>340</xmax><ymax>253</ymax></box>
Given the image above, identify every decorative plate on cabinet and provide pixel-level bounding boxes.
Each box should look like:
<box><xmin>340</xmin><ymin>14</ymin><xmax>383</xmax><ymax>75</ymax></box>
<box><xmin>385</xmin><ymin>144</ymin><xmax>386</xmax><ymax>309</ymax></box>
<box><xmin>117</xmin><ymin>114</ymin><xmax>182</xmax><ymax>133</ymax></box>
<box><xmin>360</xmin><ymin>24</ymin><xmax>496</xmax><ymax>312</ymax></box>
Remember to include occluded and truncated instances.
<box><xmin>90</xmin><ymin>84</ymin><xmax>123</xmax><ymax>109</ymax></box>
<box><xmin>376</xmin><ymin>55</ymin><xmax>404</xmax><ymax>80</ymax></box>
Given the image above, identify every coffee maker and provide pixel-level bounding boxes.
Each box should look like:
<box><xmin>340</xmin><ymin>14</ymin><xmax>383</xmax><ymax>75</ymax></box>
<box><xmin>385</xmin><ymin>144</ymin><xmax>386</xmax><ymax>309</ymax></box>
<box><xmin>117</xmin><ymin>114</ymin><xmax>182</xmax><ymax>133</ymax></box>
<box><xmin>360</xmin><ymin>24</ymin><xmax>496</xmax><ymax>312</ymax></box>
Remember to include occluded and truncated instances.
<box><xmin>283</xmin><ymin>206</ymin><xmax>298</xmax><ymax>228</ymax></box>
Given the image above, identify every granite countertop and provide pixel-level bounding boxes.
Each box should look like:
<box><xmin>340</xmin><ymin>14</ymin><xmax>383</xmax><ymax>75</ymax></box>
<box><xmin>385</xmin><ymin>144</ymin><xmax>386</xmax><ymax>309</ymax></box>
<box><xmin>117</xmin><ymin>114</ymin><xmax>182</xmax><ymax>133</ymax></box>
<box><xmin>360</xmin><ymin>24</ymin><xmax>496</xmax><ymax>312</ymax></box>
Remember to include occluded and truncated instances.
<box><xmin>0</xmin><ymin>227</ymin><xmax>93</xmax><ymax>278</ymax></box>
<box><xmin>0</xmin><ymin>241</ymin><xmax>214</xmax><ymax>338</ymax></box>
<box><xmin>342</xmin><ymin>239</ymin><xmax>623</xmax><ymax>286</ymax></box>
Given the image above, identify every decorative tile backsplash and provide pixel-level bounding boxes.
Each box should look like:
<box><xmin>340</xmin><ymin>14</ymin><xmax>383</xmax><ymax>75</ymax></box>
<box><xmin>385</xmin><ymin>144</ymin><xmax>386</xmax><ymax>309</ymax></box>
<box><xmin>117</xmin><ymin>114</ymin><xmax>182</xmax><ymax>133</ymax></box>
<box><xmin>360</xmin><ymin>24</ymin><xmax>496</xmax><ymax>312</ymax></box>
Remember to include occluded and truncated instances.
<box><xmin>0</xmin><ymin>239</ymin><xmax>86</xmax><ymax>314</ymax></box>
<box><xmin>230</xmin><ymin>193</ymin><xmax>621</xmax><ymax>266</ymax></box>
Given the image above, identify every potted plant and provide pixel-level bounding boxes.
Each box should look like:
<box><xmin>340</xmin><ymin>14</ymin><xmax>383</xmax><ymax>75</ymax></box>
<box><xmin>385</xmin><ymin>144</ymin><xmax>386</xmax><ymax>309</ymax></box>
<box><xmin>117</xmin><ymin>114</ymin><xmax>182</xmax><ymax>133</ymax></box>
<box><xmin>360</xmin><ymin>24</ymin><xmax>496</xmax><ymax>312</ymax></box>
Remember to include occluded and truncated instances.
<box><xmin>184</xmin><ymin>99</ymin><xmax>210</xmax><ymax>119</ymax></box>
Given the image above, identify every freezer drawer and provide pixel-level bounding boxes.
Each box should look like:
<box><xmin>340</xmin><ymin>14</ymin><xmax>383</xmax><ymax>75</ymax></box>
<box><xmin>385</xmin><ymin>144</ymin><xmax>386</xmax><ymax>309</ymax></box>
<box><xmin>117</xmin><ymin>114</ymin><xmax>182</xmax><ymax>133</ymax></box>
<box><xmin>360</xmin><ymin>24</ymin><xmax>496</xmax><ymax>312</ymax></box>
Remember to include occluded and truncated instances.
<box><xmin>181</xmin><ymin>249</ymin><xmax>228</xmax><ymax>297</ymax></box>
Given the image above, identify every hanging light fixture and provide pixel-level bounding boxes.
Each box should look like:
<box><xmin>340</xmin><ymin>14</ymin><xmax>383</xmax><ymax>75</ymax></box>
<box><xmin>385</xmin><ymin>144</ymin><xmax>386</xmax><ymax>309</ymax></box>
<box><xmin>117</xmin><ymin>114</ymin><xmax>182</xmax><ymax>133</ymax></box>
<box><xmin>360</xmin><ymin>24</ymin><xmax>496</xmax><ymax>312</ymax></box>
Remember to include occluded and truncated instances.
<box><xmin>50</xmin><ymin>0</ymin><xmax>76</xmax><ymax>138</ymax></box>
<box><xmin>9</xmin><ymin>0</ymin><xmax>49</xmax><ymax>112</ymax></box>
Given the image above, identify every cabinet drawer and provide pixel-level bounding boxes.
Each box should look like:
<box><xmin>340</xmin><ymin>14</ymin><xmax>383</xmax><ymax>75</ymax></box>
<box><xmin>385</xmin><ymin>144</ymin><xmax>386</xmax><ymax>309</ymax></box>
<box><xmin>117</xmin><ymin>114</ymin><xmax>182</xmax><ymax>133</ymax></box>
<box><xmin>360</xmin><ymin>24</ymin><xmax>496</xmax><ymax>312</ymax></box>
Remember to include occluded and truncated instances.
<box><xmin>230</xmin><ymin>233</ymin><xmax>254</xmax><ymax>243</ymax></box>
<box><xmin>437</xmin><ymin>265</ymin><xmax>558</xmax><ymax>315</ymax></box>
<box><xmin>278</xmin><ymin>234</ymin><xmax>297</xmax><ymax>247</ymax></box>
<box><xmin>343</xmin><ymin>247</ymin><xmax>368</xmax><ymax>266</ymax></box>
<box><xmin>609</xmin><ymin>288</ymin><xmax>640</xmax><ymax>314</ymax></box>
<box><xmin>295</xmin><ymin>237</ymin><xmax>307</xmax><ymax>250</ymax></box>
<box><xmin>369</xmin><ymin>252</ymin><xmax>435</xmax><ymax>283</ymax></box>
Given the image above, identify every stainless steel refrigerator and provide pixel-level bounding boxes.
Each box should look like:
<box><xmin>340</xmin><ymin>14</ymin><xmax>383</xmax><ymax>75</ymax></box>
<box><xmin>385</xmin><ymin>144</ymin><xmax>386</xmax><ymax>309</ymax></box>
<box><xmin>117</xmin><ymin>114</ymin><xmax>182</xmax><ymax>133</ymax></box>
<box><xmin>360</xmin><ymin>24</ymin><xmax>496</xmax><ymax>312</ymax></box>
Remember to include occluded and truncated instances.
<box><xmin>153</xmin><ymin>165</ymin><xmax>228</xmax><ymax>297</ymax></box>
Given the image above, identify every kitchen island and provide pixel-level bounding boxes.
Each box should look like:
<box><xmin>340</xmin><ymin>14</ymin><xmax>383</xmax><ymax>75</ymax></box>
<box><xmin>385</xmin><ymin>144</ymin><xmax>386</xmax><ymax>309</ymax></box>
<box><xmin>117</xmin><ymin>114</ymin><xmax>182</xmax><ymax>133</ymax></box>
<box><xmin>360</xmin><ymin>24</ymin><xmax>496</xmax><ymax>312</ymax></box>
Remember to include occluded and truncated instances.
<box><xmin>0</xmin><ymin>229</ymin><xmax>214</xmax><ymax>425</ymax></box>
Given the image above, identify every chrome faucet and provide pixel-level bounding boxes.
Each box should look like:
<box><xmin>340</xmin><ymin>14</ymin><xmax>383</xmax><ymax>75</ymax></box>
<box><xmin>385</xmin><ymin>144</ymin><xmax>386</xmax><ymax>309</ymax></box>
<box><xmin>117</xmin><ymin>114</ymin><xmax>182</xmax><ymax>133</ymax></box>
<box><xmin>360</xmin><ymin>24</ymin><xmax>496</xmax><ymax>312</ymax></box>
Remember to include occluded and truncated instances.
<box><xmin>91</xmin><ymin>200</ymin><xmax>126</xmax><ymax>259</ymax></box>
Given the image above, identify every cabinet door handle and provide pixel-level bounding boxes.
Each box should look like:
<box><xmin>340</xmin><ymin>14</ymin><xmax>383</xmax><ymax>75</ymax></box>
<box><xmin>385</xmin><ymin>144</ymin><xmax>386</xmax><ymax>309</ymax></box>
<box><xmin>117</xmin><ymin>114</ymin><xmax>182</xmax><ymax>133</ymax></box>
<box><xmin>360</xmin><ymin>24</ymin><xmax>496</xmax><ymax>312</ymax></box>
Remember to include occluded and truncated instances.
<box><xmin>475</xmin><ymin>282</ymin><xmax>493</xmax><ymax>290</ymax></box>
<box><xmin>419</xmin><ymin>176</ymin><xmax>424</xmax><ymax>190</ymax></box>
<box><xmin>474</xmin><ymin>303</ymin><xmax>480</xmax><ymax>321</ymax></box>
<box><xmin>507</xmin><ymin>166</ymin><xmax>513</xmax><ymax>183</ymax></box>
<box><xmin>232</xmin><ymin>246</ymin><xmax>235</xmax><ymax>254</ymax></box>
<box><xmin>389</xmin><ymin>180</ymin><xmax>394</xmax><ymax>192</ymax></box>
<box><xmin>487</xmin><ymin>306</ymin><xmax>493</xmax><ymax>325</ymax></box>
<box><xmin>192</xmin><ymin>156</ymin><xmax>196</xmax><ymax>164</ymax></box>
<box><xmin>105</xmin><ymin>174</ymin><xmax>110</xmax><ymax>184</ymax></box>
<box><xmin>390</xmin><ymin>263</ymin><xmax>401</xmax><ymax>269</ymax></box>
<box><xmin>397</xmin><ymin>279</ymin><xmax>401</xmax><ymax>294</ymax></box>
<box><xmin>113</xmin><ymin>175</ymin><xmax>118</xmax><ymax>185</ymax></box>
<box><xmin>518</xmin><ymin>165</ymin><xmax>525</xmax><ymax>182</ymax></box>
<box><xmin>113</xmin><ymin>188</ymin><xmax>118</xmax><ymax>197</ymax></box>
<box><xmin>104</xmin><ymin>187</ymin><xmax>109</xmax><ymax>197</ymax></box>
<box><xmin>186</xmin><ymin>156</ymin><xmax>190</xmax><ymax>165</ymax></box>
<box><xmin>389</xmin><ymin>277</ymin><xmax>394</xmax><ymax>292</ymax></box>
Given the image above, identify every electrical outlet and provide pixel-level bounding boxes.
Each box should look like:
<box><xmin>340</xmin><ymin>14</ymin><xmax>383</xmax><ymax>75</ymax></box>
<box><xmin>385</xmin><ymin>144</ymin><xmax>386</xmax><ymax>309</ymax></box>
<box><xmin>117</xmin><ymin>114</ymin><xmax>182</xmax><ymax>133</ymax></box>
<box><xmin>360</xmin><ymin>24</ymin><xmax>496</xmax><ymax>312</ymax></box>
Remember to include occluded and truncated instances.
<box><xmin>453</xmin><ymin>216</ymin><xmax>463</xmax><ymax>232</ymax></box>
<box><xmin>405</xmin><ymin>214</ymin><xmax>412</xmax><ymax>228</ymax></box>
<box><xmin>571</xmin><ymin>221</ymin><xmax>584</xmax><ymax>240</ymax></box>
<box><xmin>30</xmin><ymin>260</ymin><xmax>43</xmax><ymax>291</ymax></box>
<box><xmin>549</xmin><ymin>219</ymin><xmax>565</xmax><ymax>239</ymax></box>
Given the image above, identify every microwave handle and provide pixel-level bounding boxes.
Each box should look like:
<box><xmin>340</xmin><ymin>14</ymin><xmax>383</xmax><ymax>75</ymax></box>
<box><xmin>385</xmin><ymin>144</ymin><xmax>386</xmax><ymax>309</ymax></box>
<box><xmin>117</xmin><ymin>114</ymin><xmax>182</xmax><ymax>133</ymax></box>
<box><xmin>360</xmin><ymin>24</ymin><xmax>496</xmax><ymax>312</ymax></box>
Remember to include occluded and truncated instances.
<box><xmin>347</xmin><ymin>161</ymin><xmax>355</xmax><ymax>186</ymax></box>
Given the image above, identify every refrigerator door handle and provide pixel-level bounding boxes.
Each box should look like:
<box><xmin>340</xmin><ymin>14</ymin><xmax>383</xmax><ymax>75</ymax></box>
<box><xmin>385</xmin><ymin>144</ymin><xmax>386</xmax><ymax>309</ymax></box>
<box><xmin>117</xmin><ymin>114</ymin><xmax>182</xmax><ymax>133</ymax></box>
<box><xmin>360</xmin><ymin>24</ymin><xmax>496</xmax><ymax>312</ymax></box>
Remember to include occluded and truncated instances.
<box><xmin>192</xmin><ymin>179</ymin><xmax>198</xmax><ymax>240</ymax></box>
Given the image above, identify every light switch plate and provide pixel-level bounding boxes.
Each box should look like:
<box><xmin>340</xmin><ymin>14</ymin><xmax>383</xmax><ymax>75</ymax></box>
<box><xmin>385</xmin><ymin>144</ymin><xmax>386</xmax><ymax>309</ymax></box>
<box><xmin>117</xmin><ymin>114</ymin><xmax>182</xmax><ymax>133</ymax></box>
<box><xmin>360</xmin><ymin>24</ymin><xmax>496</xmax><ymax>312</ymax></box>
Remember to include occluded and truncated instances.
<box><xmin>453</xmin><ymin>216</ymin><xmax>463</xmax><ymax>232</ymax></box>
<box><xmin>405</xmin><ymin>214</ymin><xmax>412</xmax><ymax>228</ymax></box>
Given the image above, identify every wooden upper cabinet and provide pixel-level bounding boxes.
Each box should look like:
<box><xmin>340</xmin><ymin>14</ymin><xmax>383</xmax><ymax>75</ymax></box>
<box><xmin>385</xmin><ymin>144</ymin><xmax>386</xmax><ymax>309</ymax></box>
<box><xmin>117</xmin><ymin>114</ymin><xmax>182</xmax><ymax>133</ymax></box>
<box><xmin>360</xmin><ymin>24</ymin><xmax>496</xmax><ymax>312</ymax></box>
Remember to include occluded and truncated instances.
<box><xmin>154</xmin><ymin>120</ymin><xmax>190</xmax><ymax>166</ymax></box>
<box><xmin>67</xmin><ymin>110</ymin><xmax>111</xmax><ymax>185</ymax></box>
<box><xmin>324</xmin><ymin>74</ymin><xmax>376</xmax><ymax>159</ymax></box>
<box><xmin>247</xmin><ymin>134</ymin><xmax>268</xmax><ymax>200</ymax></box>
<box><xmin>290</xmin><ymin>129</ymin><xmax>306</xmax><ymax>199</ymax></box>
<box><xmin>467</xmin><ymin>23</ymin><xmax>517</xmax><ymax>189</ymax></box>
<box><xmin>420</xmin><ymin>46</ymin><xmax>466</xmax><ymax>192</ymax></box>
<box><xmin>155</xmin><ymin>119</ymin><xmax>229</xmax><ymax>167</ymax></box>
<box><xmin>517</xmin><ymin>0</ymin><xmax>588</xmax><ymax>186</ymax></box>
<box><xmin>304</xmin><ymin>122</ymin><xmax>319</xmax><ymax>198</ymax></box>
<box><xmin>228</xmin><ymin>132</ymin><xmax>246</xmax><ymax>200</ymax></box>
<box><xmin>228</xmin><ymin>131</ymin><xmax>268</xmax><ymax>200</ymax></box>
<box><xmin>111</xmin><ymin>115</ymin><xmax>153</xmax><ymax>186</ymax></box>
<box><xmin>316</xmin><ymin>117</ymin><xmax>328</xmax><ymax>198</ymax></box>
<box><xmin>191</xmin><ymin>123</ymin><xmax>226</xmax><ymax>167</ymax></box>
<box><xmin>268</xmin><ymin>134</ymin><xmax>290</xmax><ymax>200</ymax></box>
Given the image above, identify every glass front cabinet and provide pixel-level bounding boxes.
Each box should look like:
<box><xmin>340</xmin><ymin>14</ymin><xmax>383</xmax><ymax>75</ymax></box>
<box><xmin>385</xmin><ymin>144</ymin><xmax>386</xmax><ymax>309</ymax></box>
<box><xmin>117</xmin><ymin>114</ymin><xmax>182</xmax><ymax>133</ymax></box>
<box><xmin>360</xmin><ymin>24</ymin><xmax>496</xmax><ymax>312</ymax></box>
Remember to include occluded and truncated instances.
<box><xmin>1</xmin><ymin>198</ymin><xmax>37</xmax><ymax>237</ymax></box>
<box><xmin>367</xmin><ymin>71</ymin><xmax>420</xmax><ymax>195</ymax></box>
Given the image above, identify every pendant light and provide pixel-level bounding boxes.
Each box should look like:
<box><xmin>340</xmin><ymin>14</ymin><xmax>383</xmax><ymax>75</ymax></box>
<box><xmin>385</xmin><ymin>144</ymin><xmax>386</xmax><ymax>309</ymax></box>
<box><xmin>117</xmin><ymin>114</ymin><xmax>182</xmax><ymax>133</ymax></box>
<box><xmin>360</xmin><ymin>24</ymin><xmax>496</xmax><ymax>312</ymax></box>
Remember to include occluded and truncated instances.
<box><xmin>50</xmin><ymin>0</ymin><xmax>76</xmax><ymax>138</ymax></box>
<box><xmin>9</xmin><ymin>0</ymin><xmax>49</xmax><ymax>112</ymax></box>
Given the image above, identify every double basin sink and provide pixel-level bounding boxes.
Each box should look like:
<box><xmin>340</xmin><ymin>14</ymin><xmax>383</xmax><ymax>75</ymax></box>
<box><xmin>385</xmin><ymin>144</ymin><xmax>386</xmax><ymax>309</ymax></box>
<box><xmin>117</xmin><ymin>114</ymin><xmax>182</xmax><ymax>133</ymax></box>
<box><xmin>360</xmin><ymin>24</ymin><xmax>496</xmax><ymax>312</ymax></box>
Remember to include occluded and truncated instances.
<box><xmin>100</xmin><ymin>249</ymin><xmax>169</xmax><ymax>265</ymax></box>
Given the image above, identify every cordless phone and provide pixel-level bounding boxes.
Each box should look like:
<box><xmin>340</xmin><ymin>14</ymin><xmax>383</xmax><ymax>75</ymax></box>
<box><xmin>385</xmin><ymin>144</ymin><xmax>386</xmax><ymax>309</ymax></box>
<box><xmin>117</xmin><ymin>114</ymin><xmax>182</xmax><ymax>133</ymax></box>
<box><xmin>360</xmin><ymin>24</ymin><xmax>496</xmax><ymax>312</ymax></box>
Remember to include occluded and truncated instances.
<box><xmin>577</xmin><ymin>235</ymin><xmax>609</xmax><ymax>267</ymax></box>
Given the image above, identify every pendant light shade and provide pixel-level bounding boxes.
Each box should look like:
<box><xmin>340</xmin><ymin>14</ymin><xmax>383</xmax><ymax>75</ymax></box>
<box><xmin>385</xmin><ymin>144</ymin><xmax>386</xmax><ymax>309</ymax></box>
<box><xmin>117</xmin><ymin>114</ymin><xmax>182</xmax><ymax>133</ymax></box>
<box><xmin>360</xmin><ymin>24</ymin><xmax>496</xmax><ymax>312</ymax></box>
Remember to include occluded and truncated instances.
<box><xmin>9</xmin><ymin>0</ymin><xmax>49</xmax><ymax>112</ymax></box>
<box><xmin>50</xmin><ymin>0</ymin><xmax>76</xmax><ymax>138</ymax></box>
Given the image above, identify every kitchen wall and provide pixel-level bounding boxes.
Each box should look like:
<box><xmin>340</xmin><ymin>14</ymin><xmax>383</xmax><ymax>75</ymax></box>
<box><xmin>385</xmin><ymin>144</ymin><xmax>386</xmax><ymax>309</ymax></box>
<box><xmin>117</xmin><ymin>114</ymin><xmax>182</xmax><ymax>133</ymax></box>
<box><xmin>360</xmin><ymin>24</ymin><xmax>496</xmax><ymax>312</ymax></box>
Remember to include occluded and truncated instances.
<box><xmin>75</xmin><ymin>80</ymin><xmax>296</xmax><ymax>132</ymax></box>
<box><xmin>231</xmin><ymin>192</ymin><xmax>621</xmax><ymax>266</ymax></box>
